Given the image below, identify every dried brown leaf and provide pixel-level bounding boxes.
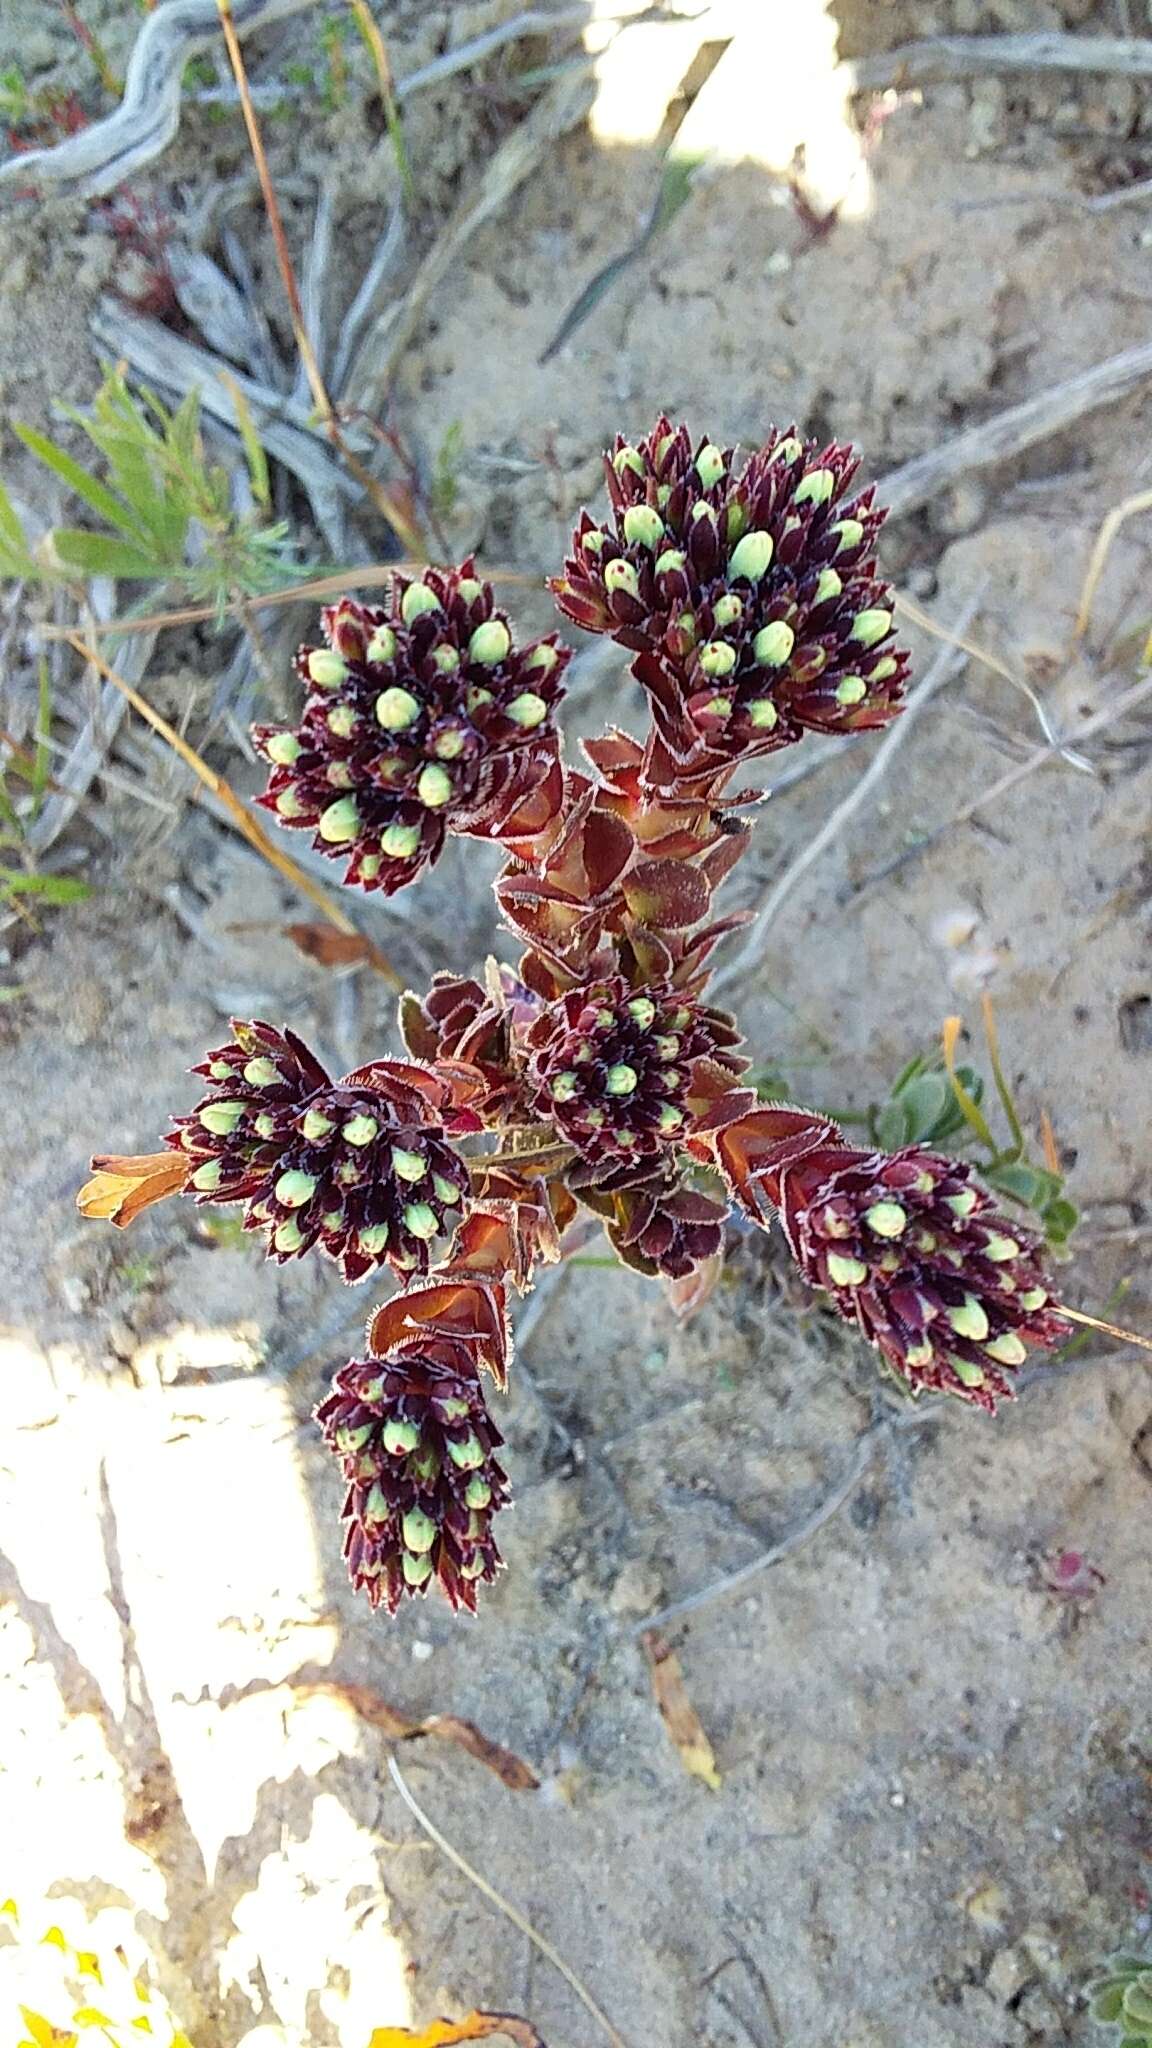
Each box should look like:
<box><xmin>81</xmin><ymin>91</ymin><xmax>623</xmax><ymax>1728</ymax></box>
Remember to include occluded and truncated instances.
<box><xmin>77</xmin><ymin>1151</ymin><xmax>189</xmax><ymax>1226</ymax></box>
<box><xmin>368</xmin><ymin>2014</ymin><xmax>546</xmax><ymax>2048</ymax></box>
<box><xmin>642</xmin><ymin>1631</ymin><xmax>722</xmax><ymax>1791</ymax></box>
<box><xmin>294</xmin><ymin>1680</ymin><xmax>538</xmax><ymax>1790</ymax></box>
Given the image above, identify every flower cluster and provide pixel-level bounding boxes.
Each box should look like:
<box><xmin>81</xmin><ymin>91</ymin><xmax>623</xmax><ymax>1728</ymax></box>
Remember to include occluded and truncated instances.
<box><xmin>714</xmin><ymin>1108</ymin><xmax>1068</xmax><ymax>1410</ymax></box>
<box><xmin>524</xmin><ymin>975</ymin><xmax>742</xmax><ymax>1178</ymax></box>
<box><xmin>80</xmin><ymin>413</ymin><xmax>1089</xmax><ymax>1623</ymax></box>
<box><xmin>254</xmin><ymin>562</ymin><xmax>569</xmax><ymax>893</ymax></box>
<box><xmin>552</xmin><ymin>416</ymin><xmax>907</xmax><ymax>794</ymax></box>
<box><xmin>167</xmin><ymin>1020</ymin><xmax>469</xmax><ymax>1283</ymax></box>
<box><xmin>317</xmin><ymin>1345</ymin><xmax>509</xmax><ymax>1613</ymax></box>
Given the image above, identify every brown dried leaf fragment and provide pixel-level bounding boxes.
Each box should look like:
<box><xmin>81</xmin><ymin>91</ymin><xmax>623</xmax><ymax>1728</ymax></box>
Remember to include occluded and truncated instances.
<box><xmin>642</xmin><ymin>1631</ymin><xmax>722</xmax><ymax>1791</ymax></box>
<box><xmin>77</xmin><ymin>1151</ymin><xmax>190</xmax><ymax>1227</ymax></box>
<box><xmin>293</xmin><ymin>1680</ymin><xmax>539</xmax><ymax>1790</ymax></box>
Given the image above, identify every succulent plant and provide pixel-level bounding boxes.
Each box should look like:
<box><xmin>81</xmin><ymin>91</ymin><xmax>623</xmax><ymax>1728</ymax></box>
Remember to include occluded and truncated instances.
<box><xmin>551</xmin><ymin>416</ymin><xmax>908</xmax><ymax>795</ymax></box>
<box><xmin>317</xmin><ymin>1344</ymin><xmax>509</xmax><ymax>1613</ymax></box>
<box><xmin>81</xmin><ymin>416</ymin><xmax>1103</xmax><ymax>1620</ymax></box>
<box><xmin>524</xmin><ymin>974</ymin><xmax>743</xmax><ymax>1177</ymax></box>
<box><xmin>714</xmin><ymin>1108</ymin><xmax>1068</xmax><ymax>1409</ymax></box>
<box><xmin>1089</xmin><ymin>1951</ymin><xmax>1152</xmax><ymax>2044</ymax></box>
<box><xmin>254</xmin><ymin>564</ymin><xmax>569</xmax><ymax>893</ymax></box>
<box><xmin>168</xmin><ymin>1021</ymin><xmax>469</xmax><ymax>1283</ymax></box>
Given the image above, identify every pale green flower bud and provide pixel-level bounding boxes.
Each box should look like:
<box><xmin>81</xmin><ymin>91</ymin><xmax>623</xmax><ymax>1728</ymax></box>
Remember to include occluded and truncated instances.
<box><xmin>402</xmin><ymin>1507</ymin><xmax>437</xmax><ymax>1554</ymax></box>
<box><xmin>622</xmin><ymin>503</ymin><xmax>664</xmax><ymax>549</ymax></box>
<box><xmin>342</xmin><ymin>1115</ymin><xmax>378</xmax><ymax>1147</ymax></box>
<box><xmin>274</xmin><ymin>1216</ymin><xmax>305</xmax><ymax>1253</ymax></box>
<box><xmin>505</xmin><ymin>691</ymin><xmax>548</xmax><ymax>729</ymax></box>
<box><xmin>946</xmin><ymin>1296</ymin><xmax>989</xmax><ymax>1341</ymax></box>
<box><xmin>865</xmin><ymin>1201</ymin><xmax>906</xmax><ymax>1239</ymax></box>
<box><xmin>266</xmin><ymin>731</ymin><xmax>301</xmax><ymax>766</ymax></box>
<box><xmin>366</xmin><ymin>624</ymin><xmax>396</xmax><ymax>663</ymax></box>
<box><xmin>469</xmin><ymin>619</ymin><xmax>511</xmax><ymax>665</ymax></box>
<box><xmin>728</xmin><ymin>530</ymin><xmax>774</xmax><ymax>581</ymax></box>
<box><xmin>655</xmin><ymin>548</ymin><xmax>686</xmax><ymax>577</ymax></box>
<box><xmin>814</xmin><ymin>568</ymin><xmax>842</xmax><ymax>605</ymax></box>
<box><xmin>753</xmin><ymin>621</ymin><xmax>795</xmax><ymax>667</ymax></box>
<box><xmin>793</xmin><ymin>467</ymin><xmax>834</xmax><ymax>508</ymax></box>
<box><xmin>447</xmin><ymin>1433</ymin><xmax>484</xmax><ymax>1471</ymax></box>
<box><xmin>276</xmin><ymin>788</ymin><xmax>307</xmax><ymax>819</ymax></box>
<box><xmin>830</xmin><ymin>517</ymin><xmax>864</xmax><ymax>554</ymax></box>
<box><xmin>199</xmin><ymin>1101</ymin><xmax>246</xmax><ymax>1135</ymax></box>
<box><xmin>746</xmin><ymin>699</ymin><xmax>778</xmax><ymax>730</ymax></box>
<box><xmin>826</xmin><ymin>1252</ymin><xmax>867</xmax><ymax>1288</ymax></box>
<box><xmin>243</xmin><ymin>1058</ymin><xmax>280</xmax><ymax>1088</ymax></box>
<box><xmin>190</xmin><ymin>1160</ymin><xmax>222</xmax><ymax>1191</ymax></box>
<box><xmin>375</xmin><ymin>685</ymin><xmax>421</xmax><ymax>731</ymax></box>
<box><xmin>417</xmin><ymin>762</ymin><xmax>454</xmax><ymax>809</ymax></box>
<box><xmin>605</xmin><ymin>1063</ymin><xmax>638</xmax><ymax>1096</ymax></box>
<box><xmin>604</xmin><ymin>558</ymin><xmax>640</xmax><ymax>601</ymax></box>
<box><xmin>850</xmin><ymin>608</ymin><xmax>892</xmax><ymax>648</ymax></box>
<box><xmin>695</xmin><ymin>443</ymin><xmax>725</xmax><ymax>488</ymax></box>
<box><xmin>628</xmin><ymin>997</ymin><xmax>656</xmax><ymax>1028</ymax></box>
<box><xmin>836</xmin><ymin>676</ymin><xmax>867</xmax><ymax>706</ymax></box>
<box><xmin>403</xmin><ymin>1202</ymin><xmax>439</xmax><ymax>1240</ymax></box>
<box><xmin>699</xmin><ymin>641</ymin><xmax>736</xmax><ymax>677</ymax></box>
<box><xmin>306</xmin><ymin>649</ymin><xmax>347</xmax><ymax>688</ymax></box>
<box><xmin>712</xmin><ymin>594</ymin><xmax>743</xmax><ymax>629</ymax></box>
<box><xmin>391</xmin><ymin>1147</ymin><xmax>426</xmax><ymax>1183</ymax></box>
<box><xmin>985</xmin><ymin>1330</ymin><xmax>1026</xmax><ymax>1366</ymax></box>
<box><xmin>381</xmin><ymin>822</ymin><xmax>422</xmax><ymax>859</ymax></box>
<box><xmin>400</xmin><ymin>582</ymin><xmax>441</xmax><ymax>625</ymax></box>
<box><xmin>327</xmin><ymin>703</ymin><xmax>358</xmax><ymax>738</ymax></box>
<box><xmin>275</xmin><ymin>1169</ymin><xmax>316</xmax><ymax>1209</ymax></box>
<box><xmin>319</xmin><ymin>797</ymin><xmax>361</xmax><ymax>843</ymax></box>
<box><xmin>302</xmin><ymin>1108</ymin><xmax>335</xmax><ymax>1142</ymax></box>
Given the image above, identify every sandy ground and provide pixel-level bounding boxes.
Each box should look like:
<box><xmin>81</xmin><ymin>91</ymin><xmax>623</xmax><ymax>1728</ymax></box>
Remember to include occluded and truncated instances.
<box><xmin>3</xmin><ymin>2</ymin><xmax>1152</xmax><ymax>2043</ymax></box>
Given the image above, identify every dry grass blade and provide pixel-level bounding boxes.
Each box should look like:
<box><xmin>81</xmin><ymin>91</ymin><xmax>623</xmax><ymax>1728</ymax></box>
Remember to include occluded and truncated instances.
<box><xmin>633</xmin><ymin>1426</ymin><xmax>891</xmax><ymax>1637</ymax></box>
<box><xmin>387</xmin><ymin>1756</ymin><xmax>631</xmax><ymax>2048</ymax></box>
<box><xmin>214</xmin><ymin>0</ymin><xmax>426</xmax><ymax>555</ymax></box>
<box><xmin>344</xmin><ymin>0</ymin><xmax>412</xmax><ymax>201</ymax></box>
<box><xmin>65</xmin><ymin>631</ymin><xmax>403</xmax><ymax>985</ymax></box>
<box><xmin>849</xmin><ymin>665</ymin><xmax>1152</xmax><ymax>897</ymax></box>
<box><xmin>41</xmin><ymin>564</ymin><xmax>537</xmax><ymax>641</ymax></box>
<box><xmin>895</xmin><ymin>588</ymin><xmax>1091</xmax><ymax>769</ymax></box>
<box><xmin>1072</xmin><ymin>485</ymin><xmax>1152</xmax><ymax>645</ymax></box>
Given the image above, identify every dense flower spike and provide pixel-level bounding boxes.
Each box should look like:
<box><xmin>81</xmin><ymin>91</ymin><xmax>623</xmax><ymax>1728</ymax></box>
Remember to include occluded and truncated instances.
<box><xmin>524</xmin><ymin>974</ymin><xmax>742</xmax><ymax>1176</ymax></box>
<box><xmin>316</xmin><ymin>1345</ymin><xmax>510</xmax><ymax>1613</ymax></box>
<box><xmin>167</xmin><ymin>1021</ymin><xmax>469</xmax><ymax>1282</ymax></box>
<box><xmin>722</xmin><ymin>1117</ymin><xmax>1069</xmax><ymax>1410</ymax></box>
<box><xmin>551</xmin><ymin>417</ymin><xmax>908</xmax><ymax>787</ymax></box>
<box><xmin>254</xmin><ymin>563</ymin><xmax>569</xmax><ymax>893</ymax></box>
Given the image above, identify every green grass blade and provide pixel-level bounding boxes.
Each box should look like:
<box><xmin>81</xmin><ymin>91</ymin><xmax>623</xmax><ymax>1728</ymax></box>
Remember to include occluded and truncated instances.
<box><xmin>0</xmin><ymin>868</ymin><xmax>92</xmax><ymax>902</ymax></box>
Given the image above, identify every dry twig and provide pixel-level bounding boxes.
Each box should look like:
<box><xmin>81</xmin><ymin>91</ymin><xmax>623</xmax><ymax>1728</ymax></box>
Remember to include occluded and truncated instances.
<box><xmin>213</xmin><ymin>0</ymin><xmax>426</xmax><ymax>554</ymax></box>
<box><xmin>387</xmin><ymin>1755</ymin><xmax>631</xmax><ymax>2048</ymax></box>
<box><xmin>851</xmin><ymin>32</ymin><xmax>1152</xmax><ymax>90</ymax></box>
<box><xmin>878</xmin><ymin>341</ymin><xmax>1152</xmax><ymax>521</ymax></box>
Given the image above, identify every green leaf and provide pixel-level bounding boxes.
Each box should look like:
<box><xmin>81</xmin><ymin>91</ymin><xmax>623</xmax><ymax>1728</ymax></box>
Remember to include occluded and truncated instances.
<box><xmin>50</xmin><ymin>529</ymin><xmax>163</xmax><ymax>581</ymax></box>
<box><xmin>895</xmin><ymin>1071</ymin><xmax>950</xmax><ymax>1141</ymax></box>
<box><xmin>1042</xmin><ymin>1196</ymin><xmax>1079</xmax><ymax>1245</ymax></box>
<box><xmin>874</xmin><ymin>1098</ymin><xmax>912</xmax><ymax>1150</ymax></box>
<box><xmin>223</xmin><ymin>375</ymin><xmax>271</xmax><ymax>509</ymax></box>
<box><xmin>0</xmin><ymin>869</ymin><xmax>92</xmax><ymax>902</ymax></box>
<box><xmin>1094</xmin><ymin>1984</ymin><xmax>1128</xmax><ymax>2023</ymax></box>
<box><xmin>13</xmin><ymin>423</ymin><xmax>147</xmax><ymax>544</ymax></box>
<box><xmin>1123</xmin><ymin>1982</ymin><xmax>1152</xmax><ymax>2027</ymax></box>
<box><xmin>0</xmin><ymin>472</ymin><xmax>33</xmax><ymax>570</ymax></box>
<box><xmin>985</xmin><ymin>1160</ymin><xmax>1060</xmax><ymax>1209</ymax></box>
